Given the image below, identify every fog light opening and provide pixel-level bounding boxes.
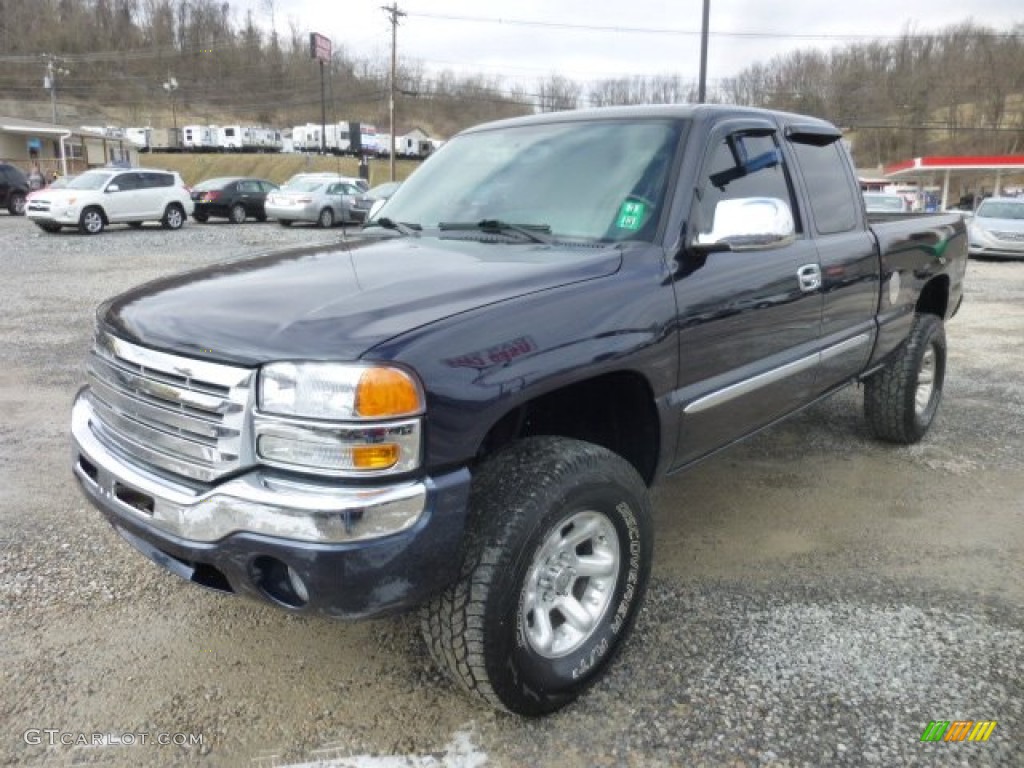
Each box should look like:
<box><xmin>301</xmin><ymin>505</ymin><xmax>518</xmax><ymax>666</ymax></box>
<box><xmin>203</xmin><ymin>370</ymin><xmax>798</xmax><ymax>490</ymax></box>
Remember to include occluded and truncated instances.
<box><xmin>251</xmin><ymin>555</ymin><xmax>309</xmax><ymax>608</ymax></box>
<box><xmin>78</xmin><ymin>456</ymin><xmax>99</xmax><ymax>484</ymax></box>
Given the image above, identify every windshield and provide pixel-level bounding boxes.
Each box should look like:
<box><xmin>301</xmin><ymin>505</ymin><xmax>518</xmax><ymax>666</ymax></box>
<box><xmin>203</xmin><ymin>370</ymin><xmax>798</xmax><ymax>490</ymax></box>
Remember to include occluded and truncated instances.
<box><xmin>375</xmin><ymin>118</ymin><xmax>684</xmax><ymax>242</ymax></box>
<box><xmin>281</xmin><ymin>180</ymin><xmax>325</xmax><ymax>193</ymax></box>
<box><xmin>67</xmin><ymin>172</ymin><xmax>114</xmax><ymax>190</ymax></box>
<box><xmin>977</xmin><ymin>200</ymin><xmax>1024</xmax><ymax>220</ymax></box>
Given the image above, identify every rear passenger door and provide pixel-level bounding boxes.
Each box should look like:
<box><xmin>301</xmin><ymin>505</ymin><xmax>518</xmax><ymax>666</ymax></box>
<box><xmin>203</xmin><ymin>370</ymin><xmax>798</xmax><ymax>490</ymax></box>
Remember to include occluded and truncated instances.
<box><xmin>236</xmin><ymin>180</ymin><xmax>261</xmax><ymax>215</ymax></box>
<box><xmin>784</xmin><ymin>128</ymin><xmax>880</xmax><ymax>391</ymax></box>
<box><xmin>671</xmin><ymin>119</ymin><xmax>823</xmax><ymax>466</ymax></box>
<box><xmin>139</xmin><ymin>172</ymin><xmax>174</xmax><ymax>218</ymax></box>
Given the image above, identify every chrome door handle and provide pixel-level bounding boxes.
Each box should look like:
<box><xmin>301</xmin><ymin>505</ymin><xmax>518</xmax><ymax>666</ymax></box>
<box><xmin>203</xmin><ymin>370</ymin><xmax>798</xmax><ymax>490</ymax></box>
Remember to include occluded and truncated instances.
<box><xmin>797</xmin><ymin>264</ymin><xmax>821</xmax><ymax>292</ymax></box>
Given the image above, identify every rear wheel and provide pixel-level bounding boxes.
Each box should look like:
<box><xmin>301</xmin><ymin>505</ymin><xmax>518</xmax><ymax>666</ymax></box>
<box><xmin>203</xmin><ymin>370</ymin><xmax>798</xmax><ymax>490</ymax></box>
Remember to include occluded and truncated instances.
<box><xmin>229</xmin><ymin>203</ymin><xmax>247</xmax><ymax>224</ymax></box>
<box><xmin>864</xmin><ymin>313</ymin><xmax>946</xmax><ymax>443</ymax></box>
<box><xmin>8</xmin><ymin>192</ymin><xmax>26</xmax><ymax>215</ymax></box>
<box><xmin>78</xmin><ymin>206</ymin><xmax>105</xmax><ymax>235</ymax></box>
<box><xmin>317</xmin><ymin>207</ymin><xmax>334</xmax><ymax>228</ymax></box>
<box><xmin>161</xmin><ymin>204</ymin><xmax>185</xmax><ymax>230</ymax></box>
<box><xmin>421</xmin><ymin>437</ymin><xmax>653</xmax><ymax>716</ymax></box>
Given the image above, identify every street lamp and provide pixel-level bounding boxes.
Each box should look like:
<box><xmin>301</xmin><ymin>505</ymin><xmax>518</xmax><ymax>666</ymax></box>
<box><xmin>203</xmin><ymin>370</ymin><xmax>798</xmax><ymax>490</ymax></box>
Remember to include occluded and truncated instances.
<box><xmin>163</xmin><ymin>76</ymin><xmax>179</xmax><ymax>135</ymax></box>
<box><xmin>43</xmin><ymin>56</ymin><xmax>70</xmax><ymax>124</ymax></box>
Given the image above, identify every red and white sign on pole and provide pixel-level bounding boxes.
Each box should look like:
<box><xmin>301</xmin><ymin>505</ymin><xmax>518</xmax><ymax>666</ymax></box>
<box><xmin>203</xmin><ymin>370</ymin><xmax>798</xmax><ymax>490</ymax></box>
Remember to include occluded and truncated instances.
<box><xmin>309</xmin><ymin>33</ymin><xmax>332</xmax><ymax>62</ymax></box>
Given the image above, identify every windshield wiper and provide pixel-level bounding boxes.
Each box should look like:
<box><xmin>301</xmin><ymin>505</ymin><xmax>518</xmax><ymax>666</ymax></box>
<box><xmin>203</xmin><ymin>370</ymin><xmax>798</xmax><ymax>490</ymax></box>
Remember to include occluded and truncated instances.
<box><xmin>365</xmin><ymin>217</ymin><xmax>420</xmax><ymax>236</ymax></box>
<box><xmin>438</xmin><ymin>219</ymin><xmax>553</xmax><ymax>244</ymax></box>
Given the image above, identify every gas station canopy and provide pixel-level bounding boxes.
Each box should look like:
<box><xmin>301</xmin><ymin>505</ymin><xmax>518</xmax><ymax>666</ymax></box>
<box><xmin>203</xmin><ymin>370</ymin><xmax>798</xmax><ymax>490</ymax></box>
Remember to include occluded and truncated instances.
<box><xmin>882</xmin><ymin>155</ymin><xmax>1024</xmax><ymax>209</ymax></box>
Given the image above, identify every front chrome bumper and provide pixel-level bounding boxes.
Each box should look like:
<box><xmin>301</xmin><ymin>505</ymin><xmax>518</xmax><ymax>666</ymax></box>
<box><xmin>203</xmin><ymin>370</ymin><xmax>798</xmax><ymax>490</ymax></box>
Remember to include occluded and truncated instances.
<box><xmin>71</xmin><ymin>388</ymin><xmax>473</xmax><ymax>618</ymax></box>
<box><xmin>71</xmin><ymin>391</ymin><xmax>426</xmax><ymax>544</ymax></box>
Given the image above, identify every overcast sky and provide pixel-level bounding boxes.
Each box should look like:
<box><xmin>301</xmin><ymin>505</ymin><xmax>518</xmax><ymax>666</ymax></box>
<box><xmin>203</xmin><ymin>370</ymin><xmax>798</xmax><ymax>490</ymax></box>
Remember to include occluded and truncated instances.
<box><xmin>245</xmin><ymin>1</ymin><xmax>1022</xmax><ymax>88</ymax></box>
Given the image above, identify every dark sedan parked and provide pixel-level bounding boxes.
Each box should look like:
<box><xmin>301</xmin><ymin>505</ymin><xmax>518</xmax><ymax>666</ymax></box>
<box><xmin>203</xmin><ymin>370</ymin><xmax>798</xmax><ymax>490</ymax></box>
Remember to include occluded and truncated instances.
<box><xmin>191</xmin><ymin>177</ymin><xmax>278</xmax><ymax>223</ymax></box>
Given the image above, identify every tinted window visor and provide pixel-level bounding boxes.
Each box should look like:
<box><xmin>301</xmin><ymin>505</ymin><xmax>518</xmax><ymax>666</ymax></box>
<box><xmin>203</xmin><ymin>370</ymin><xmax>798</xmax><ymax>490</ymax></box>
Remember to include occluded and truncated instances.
<box><xmin>373</xmin><ymin>118</ymin><xmax>685</xmax><ymax>243</ymax></box>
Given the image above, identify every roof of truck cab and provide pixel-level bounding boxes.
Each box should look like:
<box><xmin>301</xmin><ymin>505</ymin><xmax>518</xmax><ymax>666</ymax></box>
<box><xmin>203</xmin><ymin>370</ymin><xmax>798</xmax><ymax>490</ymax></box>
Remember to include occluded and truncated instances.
<box><xmin>461</xmin><ymin>104</ymin><xmax>838</xmax><ymax>134</ymax></box>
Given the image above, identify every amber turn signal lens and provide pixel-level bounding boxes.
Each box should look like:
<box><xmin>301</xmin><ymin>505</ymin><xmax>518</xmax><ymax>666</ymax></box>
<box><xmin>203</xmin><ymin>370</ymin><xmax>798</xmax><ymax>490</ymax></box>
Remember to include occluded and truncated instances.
<box><xmin>354</xmin><ymin>367</ymin><xmax>423</xmax><ymax>418</ymax></box>
<box><xmin>352</xmin><ymin>444</ymin><xmax>400</xmax><ymax>469</ymax></box>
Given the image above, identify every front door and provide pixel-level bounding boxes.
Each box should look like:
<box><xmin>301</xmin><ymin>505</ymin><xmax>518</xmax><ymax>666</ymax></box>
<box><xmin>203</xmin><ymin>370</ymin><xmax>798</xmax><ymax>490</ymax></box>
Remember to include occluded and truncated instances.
<box><xmin>670</xmin><ymin>120</ymin><xmax>823</xmax><ymax>467</ymax></box>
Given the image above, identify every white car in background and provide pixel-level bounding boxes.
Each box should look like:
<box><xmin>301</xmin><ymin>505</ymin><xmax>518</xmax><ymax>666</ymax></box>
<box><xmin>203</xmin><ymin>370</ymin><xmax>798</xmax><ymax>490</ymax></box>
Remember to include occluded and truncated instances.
<box><xmin>26</xmin><ymin>168</ymin><xmax>193</xmax><ymax>234</ymax></box>
<box><xmin>967</xmin><ymin>197</ymin><xmax>1024</xmax><ymax>259</ymax></box>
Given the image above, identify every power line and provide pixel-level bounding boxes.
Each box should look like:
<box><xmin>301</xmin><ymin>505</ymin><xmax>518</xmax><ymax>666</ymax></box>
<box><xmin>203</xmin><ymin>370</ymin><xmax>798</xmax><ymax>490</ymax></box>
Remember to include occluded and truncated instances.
<box><xmin>405</xmin><ymin>11</ymin><xmax>1024</xmax><ymax>42</ymax></box>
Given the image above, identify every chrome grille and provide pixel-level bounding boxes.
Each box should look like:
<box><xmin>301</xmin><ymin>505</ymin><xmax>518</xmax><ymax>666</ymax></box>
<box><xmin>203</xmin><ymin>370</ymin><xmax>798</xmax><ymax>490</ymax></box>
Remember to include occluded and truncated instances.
<box><xmin>86</xmin><ymin>331</ymin><xmax>255</xmax><ymax>483</ymax></box>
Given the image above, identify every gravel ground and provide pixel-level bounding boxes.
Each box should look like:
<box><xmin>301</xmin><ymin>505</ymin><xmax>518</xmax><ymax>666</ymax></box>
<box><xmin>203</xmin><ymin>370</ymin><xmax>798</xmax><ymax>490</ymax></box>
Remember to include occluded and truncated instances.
<box><xmin>1</xmin><ymin>212</ymin><xmax>1021</xmax><ymax>768</ymax></box>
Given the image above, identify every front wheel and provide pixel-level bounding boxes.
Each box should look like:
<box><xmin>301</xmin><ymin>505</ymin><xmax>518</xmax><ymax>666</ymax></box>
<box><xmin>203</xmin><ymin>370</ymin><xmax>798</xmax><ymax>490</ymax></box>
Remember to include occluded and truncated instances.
<box><xmin>317</xmin><ymin>207</ymin><xmax>334</xmax><ymax>228</ymax></box>
<box><xmin>78</xmin><ymin>206</ymin><xmax>105</xmax><ymax>235</ymax></box>
<box><xmin>421</xmin><ymin>437</ymin><xmax>653</xmax><ymax>716</ymax></box>
<box><xmin>864</xmin><ymin>313</ymin><xmax>946</xmax><ymax>443</ymax></box>
<box><xmin>9</xmin><ymin>192</ymin><xmax>26</xmax><ymax>215</ymax></box>
<box><xmin>229</xmin><ymin>203</ymin><xmax>246</xmax><ymax>224</ymax></box>
<box><xmin>161</xmin><ymin>204</ymin><xmax>185</xmax><ymax>230</ymax></box>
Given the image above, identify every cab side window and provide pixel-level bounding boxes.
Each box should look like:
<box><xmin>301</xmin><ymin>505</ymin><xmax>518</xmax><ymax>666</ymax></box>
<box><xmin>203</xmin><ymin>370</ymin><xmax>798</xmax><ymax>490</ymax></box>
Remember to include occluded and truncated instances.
<box><xmin>789</xmin><ymin>140</ymin><xmax>859</xmax><ymax>234</ymax></box>
<box><xmin>697</xmin><ymin>131</ymin><xmax>800</xmax><ymax>238</ymax></box>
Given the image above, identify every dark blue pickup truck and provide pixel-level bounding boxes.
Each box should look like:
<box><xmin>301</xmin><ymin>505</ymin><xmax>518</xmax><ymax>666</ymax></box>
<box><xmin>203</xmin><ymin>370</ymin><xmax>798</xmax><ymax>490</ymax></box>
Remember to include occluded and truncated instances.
<box><xmin>71</xmin><ymin>105</ymin><xmax>967</xmax><ymax>715</ymax></box>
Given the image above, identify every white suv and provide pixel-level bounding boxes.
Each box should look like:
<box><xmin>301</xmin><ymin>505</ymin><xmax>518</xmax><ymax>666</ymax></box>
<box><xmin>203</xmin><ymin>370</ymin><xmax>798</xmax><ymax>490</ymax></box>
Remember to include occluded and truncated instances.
<box><xmin>27</xmin><ymin>167</ymin><xmax>194</xmax><ymax>234</ymax></box>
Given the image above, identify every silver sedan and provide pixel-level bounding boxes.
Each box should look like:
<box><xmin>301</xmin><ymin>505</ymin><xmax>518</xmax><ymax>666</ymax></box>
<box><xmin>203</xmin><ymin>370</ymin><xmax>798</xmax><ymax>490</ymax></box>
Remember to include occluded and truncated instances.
<box><xmin>265</xmin><ymin>179</ymin><xmax>365</xmax><ymax>228</ymax></box>
<box><xmin>968</xmin><ymin>197</ymin><xmax>1024</xmax><ymax>259</ymax></box>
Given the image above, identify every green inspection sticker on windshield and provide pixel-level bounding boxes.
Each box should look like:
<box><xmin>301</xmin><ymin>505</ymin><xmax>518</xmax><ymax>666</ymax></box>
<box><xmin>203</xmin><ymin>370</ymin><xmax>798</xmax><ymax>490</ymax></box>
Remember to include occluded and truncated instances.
<box><xmin>616</xmin><ymin>200</ymin><xmax>647</xmax><ymax>230</ymax></box>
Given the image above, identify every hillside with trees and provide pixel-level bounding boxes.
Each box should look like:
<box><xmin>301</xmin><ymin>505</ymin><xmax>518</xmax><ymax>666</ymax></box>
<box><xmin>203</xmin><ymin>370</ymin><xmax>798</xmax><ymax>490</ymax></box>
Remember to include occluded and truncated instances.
<box><xmin>0</xmin><ymin>0</ymin><xmax>1021</xmax><ymax>165</ymax></box>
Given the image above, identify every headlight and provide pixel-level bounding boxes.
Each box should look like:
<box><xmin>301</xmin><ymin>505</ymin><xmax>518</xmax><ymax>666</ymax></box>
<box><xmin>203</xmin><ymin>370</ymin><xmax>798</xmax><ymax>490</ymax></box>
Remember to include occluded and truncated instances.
<box><xmin>259</xmin><ymin>362</ymin><xmax>423</xmax><ymax>420</ymax></box>
<box><xmin>256</xmin><ymin>363</ymin><xmax>425</xmax><ymax>476</ymax></box>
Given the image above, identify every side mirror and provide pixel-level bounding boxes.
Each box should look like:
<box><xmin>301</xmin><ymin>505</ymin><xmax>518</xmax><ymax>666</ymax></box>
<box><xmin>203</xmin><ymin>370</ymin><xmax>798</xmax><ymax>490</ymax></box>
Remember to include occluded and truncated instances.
<box><xmin>694</xmin><ymin>197</ymin><xmax>796</xmax><ymax>251</ymax></box>
<box><xmin>106</xmin><ymin>184</ymin><xmax>120</xmax><ymax>193</ymax></box>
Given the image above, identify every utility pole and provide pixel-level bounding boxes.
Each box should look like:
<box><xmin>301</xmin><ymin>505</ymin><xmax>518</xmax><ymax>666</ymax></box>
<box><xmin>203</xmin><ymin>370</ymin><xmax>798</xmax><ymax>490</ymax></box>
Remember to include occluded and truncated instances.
<box><xmin>382</xmin><ymin>3</ymin><xmax>406</xmax><ymax>182</ymax></box>
<box><xmin>698</xmin><ymin>0</ymin><xmax>710</xmax><ymax>103</ymax></box>
<box><xmin>163</xmin><ymin>75</ymin><xmax>179</xmax><ymax>137</ymax></box>
<box><xmin>43</xmin><ymin>55</ymin><xmax>70</xmax><ymax>124</ymax></box>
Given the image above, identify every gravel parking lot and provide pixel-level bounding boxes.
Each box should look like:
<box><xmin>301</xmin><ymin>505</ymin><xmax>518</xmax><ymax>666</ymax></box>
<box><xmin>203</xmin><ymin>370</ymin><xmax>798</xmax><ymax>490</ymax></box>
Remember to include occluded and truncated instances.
<box><xmin>1</xmin><ymin>213</ymin><xmax>1021</xmax><ymax>768</ymax></box>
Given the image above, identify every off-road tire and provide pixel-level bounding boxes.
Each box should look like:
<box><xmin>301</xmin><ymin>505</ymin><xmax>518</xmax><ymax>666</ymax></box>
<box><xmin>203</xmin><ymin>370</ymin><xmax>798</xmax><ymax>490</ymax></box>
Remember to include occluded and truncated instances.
<box><xmin>421</xmin><ymin>436</ymin><xmax>653</xmax><ymax>716</ymax></box>
<box><xmin>161</xmin><ymin>204</ymin><xmax>185</xmax><ymax>230</ymax></box>
<box><xmin>864</xmin><ymin>313</ymin><xmax>946</xmax><ymax>444</ymax></box>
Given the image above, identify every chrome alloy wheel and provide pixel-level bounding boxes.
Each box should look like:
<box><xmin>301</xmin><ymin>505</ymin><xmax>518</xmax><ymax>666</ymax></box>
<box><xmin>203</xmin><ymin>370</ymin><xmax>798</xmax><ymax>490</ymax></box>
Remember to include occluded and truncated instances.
<box><xmin>520</xmin><ymin>510</ymin><xmax>620</xmax><ymax>658</ymax></box>
<box><xmin>915</xmin><ymin>345</ymin><xmax>937</xmax><ymax>416</ymax></box>
<box><xmin>81</xmin><ymin>209</ymin><xmax>104</xmax><ymax>234</ymax></box>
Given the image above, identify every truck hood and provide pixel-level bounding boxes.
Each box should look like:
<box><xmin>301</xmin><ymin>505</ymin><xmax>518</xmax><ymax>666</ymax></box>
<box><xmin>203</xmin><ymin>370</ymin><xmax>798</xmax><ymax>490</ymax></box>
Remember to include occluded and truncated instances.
<box><xmin>100</xmin><ymin>236</ymin><xmax>623</xmax><ymax>365</ymax></box>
